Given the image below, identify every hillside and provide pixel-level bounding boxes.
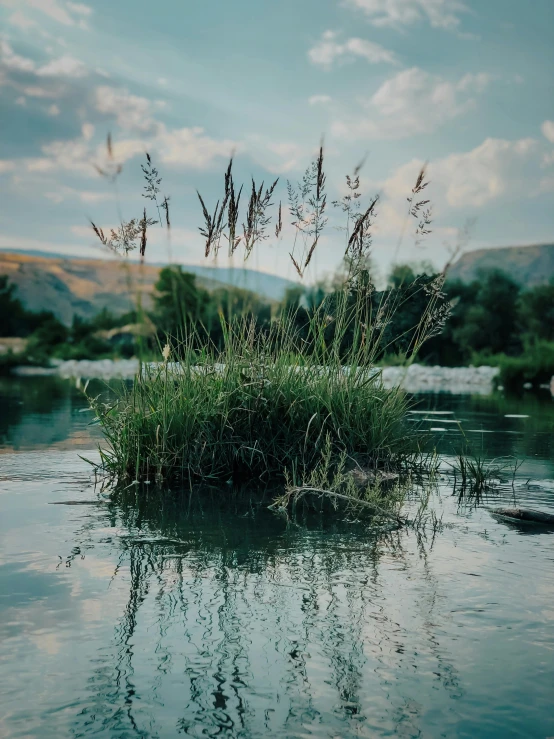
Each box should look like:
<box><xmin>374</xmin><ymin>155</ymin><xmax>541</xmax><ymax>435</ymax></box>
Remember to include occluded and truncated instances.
<box><xmin>0</xmin><ymin>251</ymin><xmax>297</xmax><ymax>324</ymax></box>
<box><xmin>448</xmin><ymin>243</ymin><xmax>554</xmax><ymax>287</ymax></box>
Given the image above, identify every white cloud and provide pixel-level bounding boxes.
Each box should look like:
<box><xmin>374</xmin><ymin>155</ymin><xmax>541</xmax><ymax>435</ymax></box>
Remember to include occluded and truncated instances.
<box><xmin>434</xmin><ymin>137</ymin><xmax>543</xmax><ymax>206</ymax></box>
<box><xmin>36</xmin><ymin>54</ymin><xmax>86</xmax><ymax>77</ymax></box>
<box><xmin>344</xmin><ymin>0</ymin><xmax>468</xmax><ymax>30</ymax></box>
<box><xmin>66</xmin><ymin>1</ymin><xmax>91</xmax><ymax>15</ymax></box>
<box><xmin>308</xmin><ymin>30</ymin><xmax>398</xmax><ymax>68</ymax></box>
<box><xmin>0</xmin><ymin>40</ymin><xmax>87</xmax><ymax>82</ymax></box>
<box><xmin>0</xmin><ymin>40</ymin><xmax>36</xmax><ymax>73</ymax></box>
<box><xmin>0</xmin><ymin>0</ymin><xmax>92</xmax><ymax>27</ymax></box>
<box><xmin>0</xmin><ymin>160</ymin><xmax>16</xmax><ymax>174</ymax></box>
<box><xmin>381</xmin><ymin>136</ymin><xmax>545</xmax><ymax>213</ymax></box>
<box><xmin>309</xmin><ymin>94</ymin><xmax>332</xmax><ymax>105</ymax></box>
<box><xmin>94</xmin><ymin>86</ymin><xmax>159</xmax><ymax>133</ymax></box>
<box><xmin>27</xmin><ymin>137</ymin><xmax>93</xmax><ymax>175</ymax></box>
<box><xmin>332</xmin><ymin>67</ymin><xmax>491</xmax><ymax>139</ymax></box>
<box><xmin>23</xmin><ymin>85</ymin><xmax>58</xmax><ymax>98</ymax></box>
<box><xmin>456</xmin><ymin>72</ymin><xmax>491</xmax><ymax>93</ymax></box>
<box><xmin>47</xmin><ymin>103</ymin><xmax>60</xmax><ymax>115</ymax></box>
<box><xmin>22</xmin><ymin>124</ymin><xmax>99</xmax><ymax>176</ymax></box>
<box><xmin>541</xmin><ymin>120</ymin><xmax>554</xmax><ymax>144</ymax></box>
<box><xmin>11</xmin><ymin>109</ymin><xmax>235</xmax><ymax>179</ymax></box>
<box><xmin>82</xmin><ymin>122</ymin><xmax>94</xmax><ymax>141</ymax></box>
<box><xmin>7</xmin><ymin>11</ymin><xmax>38</xmax><ymax>30</ymax></box>
<box><xmin>157</xmin><ymin>126</ymin><xmax>237</xmax><ymax>169</ymax></box>
<box><xmin>15</xmin><ymin>96</ymin><xmax>26</xmax><ymax>105</ymax></box>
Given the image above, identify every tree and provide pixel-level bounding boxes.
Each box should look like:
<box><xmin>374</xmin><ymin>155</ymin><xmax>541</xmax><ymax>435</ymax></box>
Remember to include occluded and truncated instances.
<box><xmin>0</xmin><ymin>276</ymin><xmax>29</xmax><ymax>336</ymax></box>
<box><xmin>517</xmin><ymin>280</ymin><xmax>554</xmax><ymax>343</ymax></box>
<box><xmin>152</xmin><ymin>266</ymin><xmax>211</xmax><ymax>337</ymax></box>
<box><xmin>452</xmin><ymin>270</ymin><xmax>521</xmax><ymax>357</ymax></box>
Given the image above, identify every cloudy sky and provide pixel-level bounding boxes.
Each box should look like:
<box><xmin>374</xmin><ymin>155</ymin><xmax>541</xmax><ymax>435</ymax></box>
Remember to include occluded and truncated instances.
<box><xmin>1</xmin><ymin>0</ymin><xmax>553</xmax><ymax>283</ymax></box>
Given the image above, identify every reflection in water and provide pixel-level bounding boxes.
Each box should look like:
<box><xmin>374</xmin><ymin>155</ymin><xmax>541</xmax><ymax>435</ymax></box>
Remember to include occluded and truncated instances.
<box><xmin>0</xmin><ymin>376</ymin><xmax>107</xmax><ymax>452</ymax></box>
<box><xmin>0</xmin><ymin>378</ymin><xmax>553</xmax><ymax>738</ymax></box>
<box><xmin>51</xmin><ymin>493</ymin><xmax>497</xmax><ymax>738</ymax></box>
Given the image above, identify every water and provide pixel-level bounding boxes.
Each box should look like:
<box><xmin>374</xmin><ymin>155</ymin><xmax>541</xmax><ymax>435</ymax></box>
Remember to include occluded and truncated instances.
<box><xmin>1</xmin><ymin>377</ymin><xmax>553</xmax><ymax>738</ymax></box>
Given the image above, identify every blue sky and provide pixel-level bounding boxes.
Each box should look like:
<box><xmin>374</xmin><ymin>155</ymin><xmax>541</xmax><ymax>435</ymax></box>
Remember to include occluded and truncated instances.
<box><xmin>0</xmin><ymin>0</ymin><xmax>553</xmax><ymax>283</ymax></box>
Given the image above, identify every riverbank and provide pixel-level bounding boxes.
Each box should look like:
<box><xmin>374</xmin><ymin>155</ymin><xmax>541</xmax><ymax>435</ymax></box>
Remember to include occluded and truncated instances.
<box><xmin>12</xmin><ymin>358</ymin><xmax>500</xmax><ymax>395</ymax></box>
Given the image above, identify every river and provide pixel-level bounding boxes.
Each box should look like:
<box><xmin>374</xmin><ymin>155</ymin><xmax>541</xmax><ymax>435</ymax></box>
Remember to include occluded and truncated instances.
<box><xmin>0</xmin><ymin>376</ymin><xmax>553</xmax><ymax>738</ymax></box>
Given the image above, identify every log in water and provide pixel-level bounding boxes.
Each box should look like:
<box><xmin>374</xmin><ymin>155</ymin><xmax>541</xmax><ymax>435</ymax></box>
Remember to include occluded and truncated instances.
<box><xmin>492</xmin><ymin>507</ymin><xmax>554</xmax><ymax>525</ymax></box>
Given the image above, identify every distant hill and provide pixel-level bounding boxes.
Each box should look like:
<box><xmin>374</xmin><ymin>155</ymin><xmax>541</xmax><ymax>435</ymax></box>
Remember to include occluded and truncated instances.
<box><xmin>0</xmin><ymin>251</ymin><xmax>297</xmax><ymax>325</ymax></box>
<box><xmin>448</xmin><ymin>243</ymin><xmax>554</xmax><ymax>287</ymax></box>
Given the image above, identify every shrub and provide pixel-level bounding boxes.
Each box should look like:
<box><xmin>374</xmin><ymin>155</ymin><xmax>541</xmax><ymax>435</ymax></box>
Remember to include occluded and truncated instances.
<box><xmin>479</xmin><ymin>340</ymin><xmax>554</xmax><ymax>391</ymax></box>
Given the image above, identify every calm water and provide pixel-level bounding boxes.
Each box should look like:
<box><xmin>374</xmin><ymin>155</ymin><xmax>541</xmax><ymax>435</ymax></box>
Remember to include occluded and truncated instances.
<box><xmin>1</xmin><ymin>377</ymin><xmax>553</xmax><ymax>739</ymax></box>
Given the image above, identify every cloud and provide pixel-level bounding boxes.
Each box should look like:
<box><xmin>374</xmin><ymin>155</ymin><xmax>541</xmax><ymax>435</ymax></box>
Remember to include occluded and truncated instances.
<box><xmin>309</xmin><ymin>95</ymin><xmax>332</xmax><ymax>105</ymax></box>
<box><xmin>26</xmin><ymin>133</ymin><xmax>95</xmax><ymax>175</ymax></box>
<box><xmin>0</xmin><ymin>0</ymin><xmax>93</xmax><ymax>27</ymax></box>
<box><xmin>0</xmin><ymin>160</ymin><xmax>16</xmax><ymax>174</ymax></box>
<box><xmin>308</xmin><ymin>30</ymin><xmax>398</xmax><ymax>69</ymax></box>
<box><xmin>36</xmin><ymin>54</ymin><xmax>86</xmax><ymax>77</ymax></box>
<box><xmin>66</xmin><ymin>1</ymin><xmax>91</xmax><ymax>16</ymax></box>
<box><xmin>381</xmin><ymin>136</ymin><xmax>548</xmax><ymax>213</ymax></box>
<box><xmin>434</xmin><ymin>137</ymin><xmax>545</xmax><ymax>206</ymax></box>
<box><xmin>0</xmin><ymin>40</ymin><xmax>36</xmax><ymax>73</ymax></box>
<box><xmin>5</xmin><ymin>108</ymin><xmax>235</xmax><ymax>179</ymax></box>
<box><xmin>343</xmin><ymin>0</ymin><xmax>468</xmax><ymax>30</ymax></box>
<box><xmin>156</xmin><ymin>126</ymin><xmax>237</xmax><ymax>169</ymax></box>
<box><xmin>93</xmin><ymin>87</ymin><xmax>238</xmax><ymax>169</ymax></box>
<box><xmin>22</xmin><ymin>85</ymin><xmax>59</xmax><ymax>98</ymax></box>
<box><xmin>6</xmin><ymin>11</ymin><xmax>38</xmax><ymax>30</ymax></box>
<box><xmin>0</xmin><ymin>40</ymin><xmax>87</xmax><ymax>79</ymax></box>
<box><xmin>332</xmin><ymin>67</ymin><xmax>492</xmax><ymax>139</ymax></box>
<box><xmin>47</xmin><ymin>103</ymin><xmax>60</xmax><ymax>115</ymax></box>
<box><xmin>41</xmin><ymin>185</ymin><xmax>111</xmax><ymax>203</ymax></box>
<box><xmin>541</xmin><ymin>120</ymin><xmax>554</xmax><ymax>144</ymax></box>
<box><xmin>94</xmin><ymin>86</ymin><xmax>160</xmax><ymax>133</ymax></box>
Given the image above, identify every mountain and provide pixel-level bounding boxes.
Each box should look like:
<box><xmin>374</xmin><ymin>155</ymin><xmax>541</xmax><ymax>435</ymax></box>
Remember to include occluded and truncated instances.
<box><xmin>0</xmin><ymin>250</ymin><xmax>297</xmax><ymax>324</ymax></box>
<box><xmin>448</xmin><ymin>243</ymin><xmax>554</xmax><ymax>287</ymax></box>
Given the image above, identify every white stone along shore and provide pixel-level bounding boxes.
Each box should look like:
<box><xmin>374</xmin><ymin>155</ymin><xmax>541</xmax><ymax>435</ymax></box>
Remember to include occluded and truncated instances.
<box><xmin>13</xmin><ymin>359</ymin><xmax>501</xmax><ymax>395</ymax></box>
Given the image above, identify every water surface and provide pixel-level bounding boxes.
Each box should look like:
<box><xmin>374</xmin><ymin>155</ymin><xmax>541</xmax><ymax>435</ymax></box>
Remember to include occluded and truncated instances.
<box><xmin>1</xmin><ymin>377</ymin><xmax>553</xmax><ymax>738</ymax></box>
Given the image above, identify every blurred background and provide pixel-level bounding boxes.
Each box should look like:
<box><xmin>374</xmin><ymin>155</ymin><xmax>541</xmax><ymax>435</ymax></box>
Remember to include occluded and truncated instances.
<box><xmin>0</xmin><ymin>0</ymin><xmax>553</xmax><ymax>386</ymax></box>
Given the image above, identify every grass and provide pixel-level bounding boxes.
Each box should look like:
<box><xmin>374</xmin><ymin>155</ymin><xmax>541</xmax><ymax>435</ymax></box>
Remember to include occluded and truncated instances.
<box><xmin>91</xmin><ymin>313</ymin><xmax>427</xmax><ymax>488</ymax></box>
<box><xmin>88</xmin><ymin>142</ymin><xmax>451</xmax><ymax>516</ymax></box>
<box><xmin>448</xmin><ymin>449</ymin><xmax>522</xmax><ymax>502</ymax></box>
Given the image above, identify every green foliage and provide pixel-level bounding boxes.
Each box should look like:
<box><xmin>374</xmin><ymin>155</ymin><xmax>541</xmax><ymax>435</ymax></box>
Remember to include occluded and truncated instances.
<box><xmin>517</xmin><ymin>280</ymin><xmax>554</xmax><ymax>343</ymax></box>
<box><xmin>152</xmin><ymin>266</ymin><xmax>211</xmax><ymax>337</ymax></box>
<box><xmin>0</xmin><ymin>276</ymin><xmax>45</xmax><ymax>337</ymax></box>
<box><xmin>473</xmin><ymin>340</ymin><xmax>554</xmax><ymax>391</ymax></box>
<box><xmin>2</xmin><ymin>263</ymin><xmax>554</xmax><ymax>391</ymax></box>
<box><xmin>451</xmin><ymin>270</ymin><xmax>522</xmax><ymax>357</ymax></box>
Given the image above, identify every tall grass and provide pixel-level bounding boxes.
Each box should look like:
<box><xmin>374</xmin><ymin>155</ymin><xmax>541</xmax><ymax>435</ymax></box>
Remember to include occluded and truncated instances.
<box><xmin>89</xmin><ymin>143</ymin><xmax>450</xmax><ymax>509</ymax></box>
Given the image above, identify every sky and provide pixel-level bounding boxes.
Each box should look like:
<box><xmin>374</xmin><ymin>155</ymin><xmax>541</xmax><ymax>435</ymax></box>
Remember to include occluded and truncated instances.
<box><xmin>0</xmin><ymin>0</ymin><xmax>553</xmax><ymax>285</ymax></box>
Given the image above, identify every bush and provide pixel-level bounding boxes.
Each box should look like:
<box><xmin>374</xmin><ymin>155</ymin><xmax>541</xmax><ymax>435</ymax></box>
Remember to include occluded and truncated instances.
<box><xmin>477</xmin><ymin>340</ymin><xmax>554</xmax><ymax>391</ymax></box>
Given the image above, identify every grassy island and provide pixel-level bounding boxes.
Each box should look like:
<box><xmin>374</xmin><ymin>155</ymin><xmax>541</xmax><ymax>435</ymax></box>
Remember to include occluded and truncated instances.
<box><xmin>88</xmin><ymin>145</ymin><xmax>449</xmax><ymax>516</ymax></box>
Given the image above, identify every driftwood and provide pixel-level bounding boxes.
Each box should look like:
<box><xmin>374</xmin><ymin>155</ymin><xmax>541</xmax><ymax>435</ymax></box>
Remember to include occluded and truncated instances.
<box><xmin>273</xmin><ymin>485</ymin><xmax>406</xmax><ymax>525</ymax></box>
<box><xmin>491</xmin><ymin>507</ymin><xmax>554</xmax><ymax>525</ymax></box>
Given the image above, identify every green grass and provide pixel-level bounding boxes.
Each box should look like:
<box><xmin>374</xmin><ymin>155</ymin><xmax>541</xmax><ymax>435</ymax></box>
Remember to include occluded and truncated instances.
<box><xmin>91</xmin><ymin>306</ymin><xmax>428</xmax><ymax>491</ymax></box>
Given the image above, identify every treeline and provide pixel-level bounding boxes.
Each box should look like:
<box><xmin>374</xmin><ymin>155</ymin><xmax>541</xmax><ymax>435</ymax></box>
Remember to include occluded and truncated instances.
<box><xmin>1</xmin><ymin>266</ymin><xmax>553</xmax><ymax>388</ymax></box>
